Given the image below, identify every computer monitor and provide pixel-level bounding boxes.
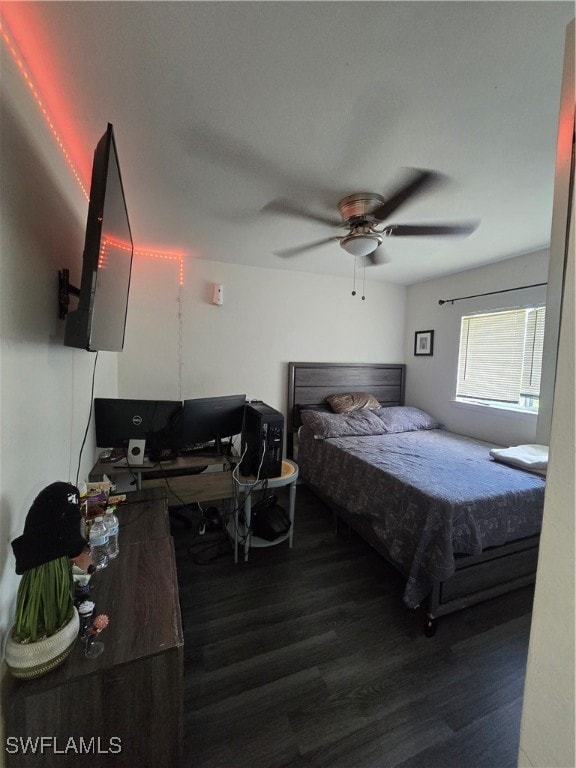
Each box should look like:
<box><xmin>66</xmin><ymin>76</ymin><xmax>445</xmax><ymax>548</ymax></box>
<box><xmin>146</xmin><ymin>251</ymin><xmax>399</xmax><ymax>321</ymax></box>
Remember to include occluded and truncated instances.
<box><xmin>182</xmin><ymin>394</ymin><xmax>246</xmax><ymax>454</ymax></box>
<box><xmin>94</xmin><ymin>398</ymin><xmax>183</xmax><ymax>451</ymax></box>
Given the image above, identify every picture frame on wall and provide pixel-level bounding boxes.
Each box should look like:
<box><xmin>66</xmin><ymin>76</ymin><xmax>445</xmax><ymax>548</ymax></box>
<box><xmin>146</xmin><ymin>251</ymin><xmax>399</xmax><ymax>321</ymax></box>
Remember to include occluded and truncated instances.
<box><xmin>414</xmin><ymin>330</ymin><xmax>434</xmax><ymax>356</ymax></box>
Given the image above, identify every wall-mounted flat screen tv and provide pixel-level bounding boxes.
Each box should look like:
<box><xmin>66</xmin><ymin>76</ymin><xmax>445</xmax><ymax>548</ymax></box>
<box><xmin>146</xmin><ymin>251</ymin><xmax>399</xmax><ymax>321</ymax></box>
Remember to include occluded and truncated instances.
<box><xmin>64</xmin><ymin>123</ymin><xmax>133</xmax><ymax>351</ymax></box>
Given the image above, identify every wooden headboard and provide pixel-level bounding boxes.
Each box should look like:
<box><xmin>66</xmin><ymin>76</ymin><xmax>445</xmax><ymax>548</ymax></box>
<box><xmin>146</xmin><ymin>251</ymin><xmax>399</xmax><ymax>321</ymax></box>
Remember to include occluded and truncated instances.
<box><xmin>286</xmin><ymin>361</ymin><xmax>406</xmax><ymax>457</ymax></box>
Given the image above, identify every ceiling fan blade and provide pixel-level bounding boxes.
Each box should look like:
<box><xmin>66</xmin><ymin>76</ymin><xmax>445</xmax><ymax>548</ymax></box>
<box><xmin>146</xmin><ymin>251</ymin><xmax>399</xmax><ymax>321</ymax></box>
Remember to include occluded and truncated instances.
<box><xmin>274</xmin><ymin>236</ymin><xmax>339</xmax><ymax>258</ymax></box>
<box><xmin>385</xmin><ymin>221</ymin><xmax>479</xmax><ymax>237</ymax></box>
<box><xmin>262</xmin><ymin>198</ymin><xmax>341</xmax><ymax>227</ymax></box>
<box><xmin>372</xmin><ymin>169</ymin><xmax>445</xmax><ymax>222</ymax></box>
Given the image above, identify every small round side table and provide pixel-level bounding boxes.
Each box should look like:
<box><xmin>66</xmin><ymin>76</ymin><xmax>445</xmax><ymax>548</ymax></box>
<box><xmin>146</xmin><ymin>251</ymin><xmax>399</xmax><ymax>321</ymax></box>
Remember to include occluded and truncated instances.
<box><xmin>231</xmin><ymin>459</ymin><xmax>299</xmax><ymax>562</ymax></box>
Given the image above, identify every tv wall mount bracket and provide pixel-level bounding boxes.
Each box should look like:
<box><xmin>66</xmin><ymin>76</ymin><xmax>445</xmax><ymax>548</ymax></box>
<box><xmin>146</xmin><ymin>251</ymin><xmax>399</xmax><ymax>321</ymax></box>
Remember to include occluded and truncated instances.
<box><xmin>58</xmin><ymin>268</ymin><xmax>80</xmax><ymax>319</ymax></box>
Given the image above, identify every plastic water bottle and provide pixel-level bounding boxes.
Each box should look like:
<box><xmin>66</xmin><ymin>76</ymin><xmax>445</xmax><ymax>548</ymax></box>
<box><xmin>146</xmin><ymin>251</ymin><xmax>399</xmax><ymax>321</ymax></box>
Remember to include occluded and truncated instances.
<box><xmin>89</xmin><ymin>516</ymin><xmax>109</xmax><ymax>570</ymax></box>
<box><xmin>103</xmin><ymin>507</ymin><xmax>120</xmax><ymax>559</ymax></box>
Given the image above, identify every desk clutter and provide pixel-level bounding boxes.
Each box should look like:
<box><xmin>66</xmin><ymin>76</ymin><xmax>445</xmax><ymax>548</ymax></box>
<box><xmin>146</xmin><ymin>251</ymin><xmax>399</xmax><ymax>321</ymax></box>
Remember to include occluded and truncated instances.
<box><xmin>88</xmin><ymin>395</ymin><xmax>297</xmax><ymax>568</ymax></box>
<box><xmin>182</xmin><ymin>470</ymin><xmax>298</xmax><ymax>567</ymax></box>
<box><xmin>71</xmin><ymin>481</ymin><xmax>124</xmax><ymax>659</ymax></box>
<box><xmin>93</xmin><ymin>395</ymin><xmax>284</xmax><ymax>481</ymax></box>
<box><xmin>6</xmin><ymin>491</ymin><xmax>183</xmax><ymax>767</ymax></box>
<box><xmin>80</xmin><ymin>480</ymin><xmax>123</xmax><ymax>566</ymax></box>
<box><xmin>6</xmin><ymin>480</ymin><xmax>126</xmax><ymax>681</ymax></box>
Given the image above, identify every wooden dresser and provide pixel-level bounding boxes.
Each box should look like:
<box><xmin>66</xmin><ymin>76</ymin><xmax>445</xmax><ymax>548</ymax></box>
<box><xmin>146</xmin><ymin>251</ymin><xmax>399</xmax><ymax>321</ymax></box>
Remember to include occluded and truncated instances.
<box><xmin>5</xmin><ymin>488</ymin><xmax>183</xmax><ymax>768</ymax></box>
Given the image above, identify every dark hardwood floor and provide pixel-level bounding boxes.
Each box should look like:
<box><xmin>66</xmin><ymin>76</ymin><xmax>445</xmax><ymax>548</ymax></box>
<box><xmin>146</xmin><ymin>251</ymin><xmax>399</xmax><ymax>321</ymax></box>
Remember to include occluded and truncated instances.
<box><xmin>172</xmin><ymin>485</ymin><xmax>534</xmax><ymax>768</ymax></box>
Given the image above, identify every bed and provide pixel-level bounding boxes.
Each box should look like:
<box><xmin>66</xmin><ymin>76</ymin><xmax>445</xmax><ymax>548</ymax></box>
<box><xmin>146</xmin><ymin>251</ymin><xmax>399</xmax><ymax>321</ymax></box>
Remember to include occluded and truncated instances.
<box><xmin>287</xmin><ymin>362</ymin><xmax>545</xmax><ymax>634</ymax></box>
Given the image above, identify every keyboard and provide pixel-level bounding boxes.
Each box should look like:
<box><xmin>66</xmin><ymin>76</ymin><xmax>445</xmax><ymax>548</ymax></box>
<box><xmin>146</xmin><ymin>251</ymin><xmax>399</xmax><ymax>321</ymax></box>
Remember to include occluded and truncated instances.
<box><xmin>179</xmin><ymin>443</ymin><xmax>220</xmax><ymax>456</ymax></box>
<box><xmin>112</xmin><ymin>458</ymin><xmax>156</xmax><ymax>469</ymax></box>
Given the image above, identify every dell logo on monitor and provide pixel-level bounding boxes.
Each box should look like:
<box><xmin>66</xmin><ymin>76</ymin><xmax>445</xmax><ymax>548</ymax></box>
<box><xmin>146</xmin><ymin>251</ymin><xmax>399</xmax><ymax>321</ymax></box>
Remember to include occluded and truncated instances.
<box><xmin>132</xmin><ymin>414</ymin><xmax>143</xmax><ymax>426</ymax></box>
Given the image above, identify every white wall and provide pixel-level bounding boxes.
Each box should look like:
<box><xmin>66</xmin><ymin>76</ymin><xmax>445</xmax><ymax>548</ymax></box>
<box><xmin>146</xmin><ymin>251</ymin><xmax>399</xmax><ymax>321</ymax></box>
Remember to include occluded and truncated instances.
<box><xmin>519</xmin><ymin>187</ymin><xmax>574</xmax><ymax>768</ymax></box>
<box><xmin>119</xmin><ymin>256</ymin><xmax>184</xmax><ymax>400</ymax></box>
<box><xmin>119</xmin><ymin>246</ymin><xmax>551</xmax><ymax>451</ymax></box>
<box><xmin>0</xmin><ymin>48</ymin><xmax>119</xmax><ymax>663</ymax></box>
<box><xmin>519</xmin><ymin>19</ymin><xmax>575</xmax><ymax>768</ymax></box>
<box><xmin>119</xmin><ymin>256</ymin><xmax>407</xmax><ymax>413</ymax></box>
<box><xmin>537</xmin><ymin>20</ymin><xmax>575</xmax><ymax>448</ymax></box>
<box><xmin>404</xmin><ymin>250</ymin><xmax>549</xmax><ymax>446</ymax></box>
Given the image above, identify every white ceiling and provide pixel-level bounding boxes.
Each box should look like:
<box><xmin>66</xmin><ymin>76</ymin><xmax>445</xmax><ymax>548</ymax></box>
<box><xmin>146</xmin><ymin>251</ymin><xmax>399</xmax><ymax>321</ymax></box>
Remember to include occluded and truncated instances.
<box><xmin>10</xmin><ymin>1</ymin><xmax>574</xmax><ymax>284</ymax></box>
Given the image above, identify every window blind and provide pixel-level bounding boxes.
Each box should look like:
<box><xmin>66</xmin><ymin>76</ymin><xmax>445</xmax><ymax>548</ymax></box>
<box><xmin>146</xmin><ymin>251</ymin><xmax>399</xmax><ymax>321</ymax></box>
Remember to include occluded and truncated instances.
<box><xmin>521</xmin><ymin>307</ymin><xmax>546</xmax><ymax>397</ymax></box>
<box><xmin>457</xmin><ymin>307</ymin><xmax>546</xmax><ymax>405</ymax></box>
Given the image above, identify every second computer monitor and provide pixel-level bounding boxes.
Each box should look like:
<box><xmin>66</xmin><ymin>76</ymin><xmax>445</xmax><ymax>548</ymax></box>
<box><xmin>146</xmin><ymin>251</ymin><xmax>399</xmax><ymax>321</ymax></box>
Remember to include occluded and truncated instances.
<box><xmin>182</xmin><ymin>394</ymin><xmax>246</xmax><ymax>453</ymax></box>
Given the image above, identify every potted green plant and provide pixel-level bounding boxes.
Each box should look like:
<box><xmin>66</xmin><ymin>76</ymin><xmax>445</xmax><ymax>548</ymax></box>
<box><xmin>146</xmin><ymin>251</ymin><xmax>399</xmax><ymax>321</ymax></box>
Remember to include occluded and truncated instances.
<box><xmin>6</xmin><ymin>482</ymin><xmax>89</xmax><ymax>679</ymax></box>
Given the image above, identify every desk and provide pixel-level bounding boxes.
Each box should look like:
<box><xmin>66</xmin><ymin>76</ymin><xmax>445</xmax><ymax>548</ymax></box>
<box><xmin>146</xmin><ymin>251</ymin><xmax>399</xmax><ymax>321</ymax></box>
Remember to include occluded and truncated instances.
<box><xmin>231</xmin><ymin>459</ymin><xmax>299</xmax><ymax>562</ymax></box>
<box><xmin>90</xmin><ymin>453</ymin><xmax>237</xmax><ymax>505</ymax></box>
<box><xmin>5</xmin><ymin>489</ymin><xmax>183</xmax><ymax>768</ymax></box>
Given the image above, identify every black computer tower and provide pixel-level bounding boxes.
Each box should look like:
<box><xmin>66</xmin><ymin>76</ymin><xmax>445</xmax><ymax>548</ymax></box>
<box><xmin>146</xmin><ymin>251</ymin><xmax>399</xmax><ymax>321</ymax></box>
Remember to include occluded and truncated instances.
<box><xmin>241</xmin><ymin>402</ymin><xmax>284</xmax><ymax>478</ymax></box>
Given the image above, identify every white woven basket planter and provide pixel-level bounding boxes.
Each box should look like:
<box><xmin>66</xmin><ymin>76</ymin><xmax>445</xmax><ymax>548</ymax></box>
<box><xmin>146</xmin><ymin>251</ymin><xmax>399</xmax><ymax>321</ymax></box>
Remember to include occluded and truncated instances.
<box><xmin>5</xmin><ymin>608</ymin><xmax>80</xmax><ymax>679</ymax></box>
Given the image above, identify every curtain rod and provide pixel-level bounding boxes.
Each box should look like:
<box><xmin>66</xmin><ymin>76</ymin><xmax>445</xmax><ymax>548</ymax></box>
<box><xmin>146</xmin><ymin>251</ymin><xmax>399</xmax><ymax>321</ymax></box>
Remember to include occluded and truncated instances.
<box><xmin>438</xmin><ymin>282</ymin><xmax>547</xmax><ymax>306</ymax></box>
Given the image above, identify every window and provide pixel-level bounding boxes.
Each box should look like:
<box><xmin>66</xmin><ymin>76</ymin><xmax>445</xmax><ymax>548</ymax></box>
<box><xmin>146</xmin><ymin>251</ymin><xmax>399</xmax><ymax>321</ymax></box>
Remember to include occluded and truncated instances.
<box><xmin>456</xmin><ymin>306</ymin><xmax>546</xmax><ymax>413</ymax></box>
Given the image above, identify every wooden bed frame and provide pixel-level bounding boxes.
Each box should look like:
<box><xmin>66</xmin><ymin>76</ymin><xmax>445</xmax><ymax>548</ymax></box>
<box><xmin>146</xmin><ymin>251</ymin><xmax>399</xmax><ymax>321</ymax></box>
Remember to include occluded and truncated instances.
<box><xmin>287</xmin><ymin>361</ymin><xmax>406</xmax><ymax>456</ymax></box>
<box><xmin>287</xmin><ymin>361</ymin><xmax>540</xmax><ymax>635</ymax></box>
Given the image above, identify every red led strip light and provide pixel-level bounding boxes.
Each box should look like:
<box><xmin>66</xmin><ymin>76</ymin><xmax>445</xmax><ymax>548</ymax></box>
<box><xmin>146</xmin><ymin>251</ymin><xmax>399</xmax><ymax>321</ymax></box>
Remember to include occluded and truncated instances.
<box><xmin>1</xmin><ymin>17</ymin><xmax>186</xmax><ymax>285</ymax></box>
<box><xmin>134</xmin><ymin>249</ymin><xmax>186</xmax><ymax>285</ymax></box>
<box><xmin>0</xmin><ymin>19</ymin><xmax>89</xmax><ymax>199</ymax></box>
<box><xmin>98</xmin><ymin>237</ymin><xmax>132</xmax><ymax>269</ymax></box>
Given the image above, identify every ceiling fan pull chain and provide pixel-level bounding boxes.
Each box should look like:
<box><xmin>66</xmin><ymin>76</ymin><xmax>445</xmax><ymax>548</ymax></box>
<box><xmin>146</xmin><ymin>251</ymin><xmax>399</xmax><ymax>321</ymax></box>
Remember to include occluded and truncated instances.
<box><xmin>362</xmin><ymin>258</ymin><xmax>366</xmax><ymax>301</ymax></box>
<box><xmin>351</xmin><ymin>256</ymin><xmax>357</xmax><ymax>296</ymax></box>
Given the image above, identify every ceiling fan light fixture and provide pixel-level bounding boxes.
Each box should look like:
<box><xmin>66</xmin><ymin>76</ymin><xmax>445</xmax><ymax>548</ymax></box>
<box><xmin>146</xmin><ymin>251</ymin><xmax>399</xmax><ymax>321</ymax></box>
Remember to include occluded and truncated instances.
<box><xmin>340</xmin><ymin>233</ymin><xmax>382</xmax><ymax>258</ymax></box>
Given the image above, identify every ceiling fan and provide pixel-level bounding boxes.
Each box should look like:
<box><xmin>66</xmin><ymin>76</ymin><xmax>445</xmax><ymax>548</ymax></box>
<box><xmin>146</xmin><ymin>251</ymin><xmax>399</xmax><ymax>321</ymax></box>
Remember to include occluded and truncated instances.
<box><xmin>264</xmin><ymin>169</ymin><xmax>479</xmax><ymax>265</ymax></box>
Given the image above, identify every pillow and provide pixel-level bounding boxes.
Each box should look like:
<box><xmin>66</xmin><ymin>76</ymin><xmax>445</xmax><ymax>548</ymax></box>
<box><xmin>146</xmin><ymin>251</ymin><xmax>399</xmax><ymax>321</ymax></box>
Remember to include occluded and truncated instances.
<box><xmin>300</xmin><ymin>409</ymin><xmax>387</xmax><ymax>439</ymax></box>
<box><xmin>374</xmin><ymin>406</ymin><xmax>440</xmax><ymax>433</ymax></box>
<box><xmin>296</xmin><ymin>403</ymin><xmax>332</xmax><ymax>427</ymax></box>
<box><xmin>298</xmin><ymin>403</ymin><xmax>332</xmax><ymax>414</ymax></box>
<box><xmin>326</xmin><ymin>391</ymin><xmax>380</xmax><ymax>413</ymax></box>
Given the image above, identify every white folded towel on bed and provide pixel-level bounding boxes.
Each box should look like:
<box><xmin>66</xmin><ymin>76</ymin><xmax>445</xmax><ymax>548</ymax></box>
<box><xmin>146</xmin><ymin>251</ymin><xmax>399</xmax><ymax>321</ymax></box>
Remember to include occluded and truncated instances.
<box><xmin>489</xmin><ymin>443</ymin><xmax>548</xmax><ymax>474</ymax></box>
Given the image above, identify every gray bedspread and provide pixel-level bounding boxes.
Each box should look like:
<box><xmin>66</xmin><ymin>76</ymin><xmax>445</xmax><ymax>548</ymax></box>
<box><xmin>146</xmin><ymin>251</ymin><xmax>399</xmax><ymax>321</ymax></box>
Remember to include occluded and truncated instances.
<box><xmin>297</xmin><ymin>427</ymin><xmax>545</xmax><ymax>608</ymax></box>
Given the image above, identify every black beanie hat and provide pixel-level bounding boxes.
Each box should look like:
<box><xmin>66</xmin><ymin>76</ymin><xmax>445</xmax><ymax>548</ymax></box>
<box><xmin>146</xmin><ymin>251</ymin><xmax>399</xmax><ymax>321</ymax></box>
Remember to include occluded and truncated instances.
<box><xmin>11</xmin><ymin>482</ymin><xmax>88</xmax><ymax>575</ymax></box>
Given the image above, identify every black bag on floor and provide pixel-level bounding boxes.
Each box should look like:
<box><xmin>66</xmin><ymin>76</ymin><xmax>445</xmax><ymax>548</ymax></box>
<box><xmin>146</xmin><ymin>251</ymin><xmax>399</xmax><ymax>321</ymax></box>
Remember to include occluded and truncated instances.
<box><xmin>251</xmin><ymin>504</ymin><xmax>291</xmax><ymax>541</ymax></box>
